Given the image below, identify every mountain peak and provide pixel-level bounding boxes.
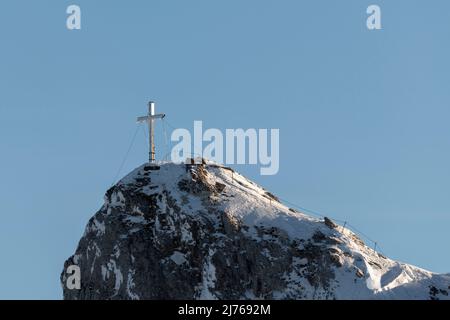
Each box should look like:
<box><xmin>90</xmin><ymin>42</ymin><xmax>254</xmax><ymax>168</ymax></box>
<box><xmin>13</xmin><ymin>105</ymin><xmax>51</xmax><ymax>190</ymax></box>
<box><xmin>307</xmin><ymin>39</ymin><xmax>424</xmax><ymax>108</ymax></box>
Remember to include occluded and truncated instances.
<box><xmin>61</xmin><ymin>162</ymin><xmax>450</xmax><ymax>300</ymax></box>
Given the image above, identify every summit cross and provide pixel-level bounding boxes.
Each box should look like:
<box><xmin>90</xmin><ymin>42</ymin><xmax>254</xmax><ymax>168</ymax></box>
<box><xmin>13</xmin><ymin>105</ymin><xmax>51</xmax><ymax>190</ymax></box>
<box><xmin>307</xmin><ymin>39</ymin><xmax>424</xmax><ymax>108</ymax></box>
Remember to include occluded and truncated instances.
<box><xmin>137</xmin><ymin>101</ymin><xmax>165</xmax><ymax>163</ymax></box>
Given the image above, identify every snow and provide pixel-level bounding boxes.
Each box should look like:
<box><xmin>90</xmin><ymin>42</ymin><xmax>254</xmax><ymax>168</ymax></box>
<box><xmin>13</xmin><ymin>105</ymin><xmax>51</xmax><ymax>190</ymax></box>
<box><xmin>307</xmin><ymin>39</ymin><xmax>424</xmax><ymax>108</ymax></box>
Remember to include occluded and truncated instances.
<box><xmin>154</xmin><ymin>215</ymin><xmax>161</xmax><ymax>230</ymax></box>
<box><xmin>207</xmin><ymin>165</ymin><xmax>321</xmax><ymax>241</ymax></box>
<box><xmin>84</xmin><ymin>218</ymin><xmax>106</xmax><ymax>236</ymax></box>
<box><xmin>294</xmin><ymin>257</ymin><xmax>308</xmax><ymax>265</ymax></box>
<box><xmin>199</xmin><ymin>249</ymin><xmax>217</xmax><ymax>300</ymax></box>
<box><xmin>180</xmin><ymin>222</ymin><xmax>193</xmax><ymax>243</ymax></box>
<box><xmin>73</xmin><ymin>254</ymin><xmax>81</xmax><ymax>264</ymax></box>
<box><xmin>101</xmin><ymin>265</ymin><xmax>108</xmax><ymax>281</ymax></box>
<box><xmin>170</xmin><ymin>251</ymin><xmax>187</xmax><ymax>265</ymax></box>
<box><xmin>128</xmin><ymin>227</ymin><xmax>141</xmax><ymax>234</ymax></box>
<box><xmin>86</xmin><ymin>243</ymin><xmax>102</xmax><ymax>274</ymax></box>
<box><xmin>244</xmin><ymin>290</ymin><xmax>256</xmax><ymax>299</ymax></box>
<box><xmin>365</xmin><ymin>262</ymin><xmax>382</xmax><ymax>291</ymax></box>
<box><xmin>124</xmin><ymin>216</ymin><xmax>146</xmax><ymax>224</ymax></box>
<box><xmin>92</xmin><ymin>218</ymin><xmax>105</xmax><ymax>235</ymax></box>
<box><xmin>109</xmin><ymin>190</ymin><xmax>125</xmax><ymax>208</ymax></box>
<box><xmin>126</xmin><ymin>270</ymin><xmax>139</xmax><ymax>300</ymax></box>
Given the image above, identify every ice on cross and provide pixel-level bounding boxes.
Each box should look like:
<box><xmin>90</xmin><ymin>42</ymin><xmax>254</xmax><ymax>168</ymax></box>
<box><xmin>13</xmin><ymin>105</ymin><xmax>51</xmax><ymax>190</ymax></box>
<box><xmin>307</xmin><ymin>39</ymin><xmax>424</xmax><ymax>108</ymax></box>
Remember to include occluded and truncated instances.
<box><xmin>137</xmin><ymin>101</ymin><xmax>165</xmax><ymax>163</ymax></box>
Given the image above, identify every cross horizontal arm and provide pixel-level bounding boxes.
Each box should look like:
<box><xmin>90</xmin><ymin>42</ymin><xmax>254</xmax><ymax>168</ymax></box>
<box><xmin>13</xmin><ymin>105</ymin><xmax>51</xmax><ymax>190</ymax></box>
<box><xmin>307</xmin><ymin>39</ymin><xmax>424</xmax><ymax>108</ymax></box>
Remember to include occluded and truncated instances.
<box><xmin>137</xmin><ymin>116</ymin><xmax>149</xmax><ymax>123</ymax></box>
<box><xmin>137</xmin><ymin>114</ymin><xmax>165</xmax><ymax>123</ymax></box>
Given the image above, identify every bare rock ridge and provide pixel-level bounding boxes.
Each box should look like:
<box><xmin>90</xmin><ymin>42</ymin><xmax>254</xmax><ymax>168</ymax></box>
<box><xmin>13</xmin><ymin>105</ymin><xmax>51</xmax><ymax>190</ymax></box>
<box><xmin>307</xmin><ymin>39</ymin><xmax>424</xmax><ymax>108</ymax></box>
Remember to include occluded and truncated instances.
<box><xmin>61</xmin><ymin>162</ymin><xmax>450</xmax><ymax>300</ymax></box>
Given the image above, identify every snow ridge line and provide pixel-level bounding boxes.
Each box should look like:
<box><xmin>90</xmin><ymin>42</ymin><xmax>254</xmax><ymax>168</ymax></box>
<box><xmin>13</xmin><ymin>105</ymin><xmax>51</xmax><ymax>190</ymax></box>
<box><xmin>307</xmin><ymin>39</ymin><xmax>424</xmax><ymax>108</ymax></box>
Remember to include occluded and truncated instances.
<box><xmin>205</xmin><ymin>163</ymin><xmax>387</xmax><ymax>257</ymax></box>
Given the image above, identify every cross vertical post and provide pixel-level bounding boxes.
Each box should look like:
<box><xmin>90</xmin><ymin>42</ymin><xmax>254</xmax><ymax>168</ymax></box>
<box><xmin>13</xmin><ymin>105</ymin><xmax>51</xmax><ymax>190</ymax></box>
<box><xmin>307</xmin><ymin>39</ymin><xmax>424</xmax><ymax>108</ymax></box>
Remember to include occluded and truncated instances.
<box><xmin>149</xmin><ymin>102</ymin><xmax>155</xmax><ymax>162</ymax></box>
<box><xmin>137</xmin><ymin>101</ymin><xmax>165</xmax><ymax>163</ymax></box>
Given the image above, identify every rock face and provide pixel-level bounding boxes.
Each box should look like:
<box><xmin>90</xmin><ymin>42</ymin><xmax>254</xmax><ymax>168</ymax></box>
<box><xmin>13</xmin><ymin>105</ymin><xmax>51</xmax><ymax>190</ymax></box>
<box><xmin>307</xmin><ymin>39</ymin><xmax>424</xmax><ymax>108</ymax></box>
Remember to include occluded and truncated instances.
<box><xmin>61</xmin><ymin>162</ymin><xmax>450</xmax><ymax>300</ymax></box>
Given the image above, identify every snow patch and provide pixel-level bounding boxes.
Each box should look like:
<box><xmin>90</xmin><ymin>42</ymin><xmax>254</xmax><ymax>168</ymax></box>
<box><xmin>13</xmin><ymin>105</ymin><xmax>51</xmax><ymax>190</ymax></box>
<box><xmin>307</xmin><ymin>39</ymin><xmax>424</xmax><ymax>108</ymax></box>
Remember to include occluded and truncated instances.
<box><xmin>124</xmin><ymin>215</ymin><xmax>147</xmax><ymax>224</ymax></box>
<box><xmin>170</xmin><ymin>251</ymin><xmax>187</xmax><ymax>265</ymax></box>
<box><xmin>126</xmin><ymin>270</ymin><xmax>140</xmax><ymax>300</ymax></box>
<box><xmin>199</xmin><ymin>250</ymin><xmax>217</xmax><ymax>300</ymax></box>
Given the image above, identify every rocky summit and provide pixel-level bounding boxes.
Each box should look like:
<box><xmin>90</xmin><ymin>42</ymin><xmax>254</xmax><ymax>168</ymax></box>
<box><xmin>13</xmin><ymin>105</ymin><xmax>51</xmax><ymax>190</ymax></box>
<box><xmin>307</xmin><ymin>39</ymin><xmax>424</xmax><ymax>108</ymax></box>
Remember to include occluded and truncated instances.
<box><xmin>61</xmin><ymin>162</ymin><xmax>450</xmax><ymax>300</ymax></box>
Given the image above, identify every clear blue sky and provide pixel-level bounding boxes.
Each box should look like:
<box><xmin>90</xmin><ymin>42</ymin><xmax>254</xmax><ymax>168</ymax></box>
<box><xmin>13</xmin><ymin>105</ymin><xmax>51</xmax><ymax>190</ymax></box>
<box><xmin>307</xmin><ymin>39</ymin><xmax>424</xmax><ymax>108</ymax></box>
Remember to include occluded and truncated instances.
<box><xmin>1</xmin><ymin>0</ymin><xmax>449</xmax><ymax>299</ymax></box>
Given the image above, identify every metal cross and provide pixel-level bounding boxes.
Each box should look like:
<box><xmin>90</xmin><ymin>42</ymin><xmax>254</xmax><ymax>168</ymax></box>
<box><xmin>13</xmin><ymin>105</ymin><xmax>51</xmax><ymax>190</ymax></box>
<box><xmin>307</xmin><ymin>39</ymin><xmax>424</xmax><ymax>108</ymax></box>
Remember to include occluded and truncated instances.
<box><xmin>137</xmin><ymin>101</ymin><xmax>165</xmax><ymax>163</ymax></box>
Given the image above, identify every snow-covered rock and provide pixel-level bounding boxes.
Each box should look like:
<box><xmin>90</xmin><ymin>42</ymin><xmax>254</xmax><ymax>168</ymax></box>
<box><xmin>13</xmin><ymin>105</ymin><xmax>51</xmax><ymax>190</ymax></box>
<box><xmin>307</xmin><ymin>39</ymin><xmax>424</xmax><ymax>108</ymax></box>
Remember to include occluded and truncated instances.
<box><xmin>61</xmin><ymin>162</ymin><xmax>450</xmax><ymax>300</ymax></box>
